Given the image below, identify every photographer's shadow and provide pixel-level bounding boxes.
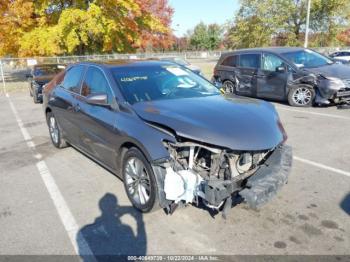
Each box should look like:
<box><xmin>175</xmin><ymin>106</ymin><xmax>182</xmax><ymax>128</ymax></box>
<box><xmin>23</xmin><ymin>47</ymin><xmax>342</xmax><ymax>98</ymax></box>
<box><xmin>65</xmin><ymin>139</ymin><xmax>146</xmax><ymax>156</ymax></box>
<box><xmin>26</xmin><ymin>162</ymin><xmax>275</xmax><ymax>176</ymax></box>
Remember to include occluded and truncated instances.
<box><xmin>78</xmin><ymin>193</ymin><xmax>146</xmax><ymax>261</ymax></box>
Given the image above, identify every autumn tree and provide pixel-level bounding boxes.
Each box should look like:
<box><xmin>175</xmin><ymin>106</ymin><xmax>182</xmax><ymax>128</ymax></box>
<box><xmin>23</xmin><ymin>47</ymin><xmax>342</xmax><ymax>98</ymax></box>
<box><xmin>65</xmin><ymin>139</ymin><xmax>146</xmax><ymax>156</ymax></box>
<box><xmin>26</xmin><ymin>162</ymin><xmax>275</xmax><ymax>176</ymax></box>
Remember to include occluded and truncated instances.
<box><xmin>337</xmin><ymin>28</ymin><xmax>350</xmax><ymax>46</ymax></box>
<box><xmin>137</xmin><ymin>0</ymin><xmax>175</xmax><ymax>51</ymax></box>
<box><xmin>0</xmin><ymin>0</ymin><xmax>174</xmax><ymax>57</ymax></box>
<box><xmin>0</xmin><ymin>0</ymin><xmax>36</xmax><ymax>56</ymax></box>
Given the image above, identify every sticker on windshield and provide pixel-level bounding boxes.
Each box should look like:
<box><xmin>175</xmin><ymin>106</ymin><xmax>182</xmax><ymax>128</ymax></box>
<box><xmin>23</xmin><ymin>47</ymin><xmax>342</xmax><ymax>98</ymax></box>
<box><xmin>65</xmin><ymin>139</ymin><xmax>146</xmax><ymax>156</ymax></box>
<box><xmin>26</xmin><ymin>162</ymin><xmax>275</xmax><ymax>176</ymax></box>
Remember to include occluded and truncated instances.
<box><xmin>120</xmin><ymin>76</ymin><xmax>148</xmax><ymax>82</ymax></box>
<box><xmin>166</xmin><ymin>67</ymin><xmax>189</xmax><ymax>76</ymax></box>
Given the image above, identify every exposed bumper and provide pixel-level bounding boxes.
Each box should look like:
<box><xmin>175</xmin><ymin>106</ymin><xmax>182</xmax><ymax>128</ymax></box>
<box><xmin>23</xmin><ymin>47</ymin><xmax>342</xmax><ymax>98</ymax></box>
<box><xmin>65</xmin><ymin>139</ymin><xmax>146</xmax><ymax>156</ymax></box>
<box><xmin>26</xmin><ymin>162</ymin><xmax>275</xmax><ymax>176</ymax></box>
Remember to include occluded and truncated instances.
<box><xmin>239</xmin><ymin>144</ymin><xmax>293</xmax><ymax>209</ymax></box>
<box><xmin>335</xmin><ymin>88</ymin><xmax>350</xmax><ymax>103</ymax></box>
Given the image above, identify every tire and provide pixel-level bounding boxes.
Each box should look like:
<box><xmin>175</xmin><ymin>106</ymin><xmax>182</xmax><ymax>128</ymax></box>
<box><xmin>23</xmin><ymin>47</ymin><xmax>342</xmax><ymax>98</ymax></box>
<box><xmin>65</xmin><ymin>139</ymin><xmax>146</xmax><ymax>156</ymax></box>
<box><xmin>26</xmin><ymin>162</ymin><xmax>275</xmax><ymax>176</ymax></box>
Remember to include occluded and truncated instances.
<box><xmin>33</xmin><ymin>89</ymin><xmax>40</xmax><ymax>104</ymax></box>
<box><xmin>122</xmin><ymin>148</ymin><xmax>159</xmax><ymax>213</ymax></box>
<box><xmin>287</xmin><ymin>85</ymin><xmax>315</xmax><ymax>107</ymax></box>
<box><xmin>222</xmin><ymin>80</ymin><xmax>236</xmax><ymax>94</ymax></box>
<box><xmin>46</xmin><ymin>112</ymin><xmax>68</xmax><ymax>148</ymax></box>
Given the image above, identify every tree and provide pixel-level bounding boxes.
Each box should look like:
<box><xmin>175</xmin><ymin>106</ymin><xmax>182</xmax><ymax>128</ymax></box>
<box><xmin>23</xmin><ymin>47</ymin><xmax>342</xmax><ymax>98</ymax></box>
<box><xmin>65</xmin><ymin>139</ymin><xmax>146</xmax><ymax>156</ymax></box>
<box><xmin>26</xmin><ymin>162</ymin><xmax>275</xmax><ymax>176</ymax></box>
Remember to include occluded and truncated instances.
<box><xmin>137</xmin><ymin>0</ymin><xmax>175</xmax><ymax>51</ymax></box>
<box><xmin>337</xmin><ymin>28</ymin><xmax>350</xmax><ymax>46</ymax></box>
<box><xmin>0</xmin><ymin>0</ymin><xmax>36</xmax><ymax>56</ymax></box>
<box><xmin>0</xmin><ymin>0</ymin><xmax>174</xmax><ymax>57</ymax></box>
<box><xmin>225</xmin><ymin>0</ymin><xmax>350</xmax><ymax>48</ymax></box>
<box><xmin>189</xmin><ymin>22</ymin><xmax>223</xmax><ymax>50</ymax></box>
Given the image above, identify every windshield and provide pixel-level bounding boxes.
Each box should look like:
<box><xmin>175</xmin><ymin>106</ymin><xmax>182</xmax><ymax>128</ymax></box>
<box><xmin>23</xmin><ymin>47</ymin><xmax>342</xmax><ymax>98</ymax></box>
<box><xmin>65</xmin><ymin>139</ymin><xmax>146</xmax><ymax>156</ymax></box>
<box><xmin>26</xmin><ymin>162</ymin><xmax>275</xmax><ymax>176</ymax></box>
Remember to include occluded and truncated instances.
<box><xmin>282</xmin><ymin>49</ymin><xmax>333</xmax><ymax>68</ymax></box>
<box><xmin>112</xmin><ymin>65</ymin><xmax>219</xmax><ymax>104</ymax></box>
<box><xmin>34</xmin><ymin>65</ymin><xmax>63</xmax><ymax>76</ymax></box>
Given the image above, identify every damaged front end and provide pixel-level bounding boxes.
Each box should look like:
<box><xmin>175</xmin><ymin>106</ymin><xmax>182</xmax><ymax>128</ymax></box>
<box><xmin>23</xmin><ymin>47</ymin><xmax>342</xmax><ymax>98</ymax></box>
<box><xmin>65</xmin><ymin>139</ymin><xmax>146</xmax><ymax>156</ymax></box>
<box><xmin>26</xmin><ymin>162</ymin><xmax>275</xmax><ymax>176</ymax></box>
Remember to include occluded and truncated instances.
<box><xmin>153</xmin><ymin>139</ymin><xmax>292</xmax><ymax>216</ymax></box>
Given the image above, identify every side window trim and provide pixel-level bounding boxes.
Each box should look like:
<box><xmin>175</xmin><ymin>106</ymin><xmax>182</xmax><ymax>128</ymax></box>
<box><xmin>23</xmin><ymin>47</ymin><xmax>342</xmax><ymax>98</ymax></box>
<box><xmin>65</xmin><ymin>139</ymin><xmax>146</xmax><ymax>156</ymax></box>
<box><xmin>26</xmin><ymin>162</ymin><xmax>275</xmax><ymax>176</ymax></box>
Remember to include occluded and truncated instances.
<box><xmin>60</xmin><ymin>65</ymin><xmax>86</xmax><ymax>95</ymax></box>
<box><xmin>262</xmin><ymin>52</ymin><xmax>294</xmax><ymax>73</ymax></box>
<box><xmin>237</xmin><ymin>53</ymin><xmax>261</xmax><ymax>69</ymax></box>
<box><xmin>81</xmin><ymin>65</ymin><xmax>116</xmax><ymax>104</ymax></box>
<box><xmin>221</xmin><ymin>55</ymin><xmax>238</xmax><ymax>67</ymax></box>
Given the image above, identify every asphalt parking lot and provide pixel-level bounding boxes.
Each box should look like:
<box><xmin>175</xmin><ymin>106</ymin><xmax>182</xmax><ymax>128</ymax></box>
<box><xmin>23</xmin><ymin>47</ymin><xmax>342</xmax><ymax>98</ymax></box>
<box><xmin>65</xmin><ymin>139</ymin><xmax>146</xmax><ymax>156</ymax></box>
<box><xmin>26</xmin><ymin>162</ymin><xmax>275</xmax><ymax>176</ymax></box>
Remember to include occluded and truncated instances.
<box><xmin>0</xmin><ymin>63</ymin><xmax>349</xmax><ymax>258</ymax></box>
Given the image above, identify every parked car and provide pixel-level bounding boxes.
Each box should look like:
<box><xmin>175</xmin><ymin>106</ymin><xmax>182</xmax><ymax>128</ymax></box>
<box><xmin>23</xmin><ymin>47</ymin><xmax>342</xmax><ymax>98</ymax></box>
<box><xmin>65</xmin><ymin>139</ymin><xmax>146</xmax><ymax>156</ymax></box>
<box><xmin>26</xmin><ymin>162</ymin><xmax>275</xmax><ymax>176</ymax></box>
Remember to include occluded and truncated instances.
<box><xmin>27</xmin><ymin>64</ymin><xmax>65</xmax><ymax>103</ymax></box>
<box><xmin>212</xmin><ymin>47</ymin><xmax>350</xmax><ymax>107</ymax></box>
<box><xmin>159</xmin><ymin>57</ymin><xmax>202</xmax><ymax>75</ymax></box>
<box><xmin>329</xmin><ymin>50</ymin><xmax>350</xmax><ymax>64</ymax></box>
<box><xmin>43</xmin><ymin>60</ymin><xmax>292</xmax><ymax>215</ymax></box>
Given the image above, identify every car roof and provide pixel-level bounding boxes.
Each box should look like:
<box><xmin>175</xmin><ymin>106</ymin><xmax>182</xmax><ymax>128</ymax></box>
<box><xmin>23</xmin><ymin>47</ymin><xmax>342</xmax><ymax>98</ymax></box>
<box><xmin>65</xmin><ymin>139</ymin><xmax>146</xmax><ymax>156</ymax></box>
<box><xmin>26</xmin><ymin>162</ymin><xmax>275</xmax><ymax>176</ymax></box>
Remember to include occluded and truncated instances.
<box><xmin>76</xmin><ymin>59</ymin><xmax>176</xmax><ymax>69</ymax></box>
<box><xmin>222</xmin><ymin>47</ymin><xmax>305</xmax><ymax>56</ymax></box>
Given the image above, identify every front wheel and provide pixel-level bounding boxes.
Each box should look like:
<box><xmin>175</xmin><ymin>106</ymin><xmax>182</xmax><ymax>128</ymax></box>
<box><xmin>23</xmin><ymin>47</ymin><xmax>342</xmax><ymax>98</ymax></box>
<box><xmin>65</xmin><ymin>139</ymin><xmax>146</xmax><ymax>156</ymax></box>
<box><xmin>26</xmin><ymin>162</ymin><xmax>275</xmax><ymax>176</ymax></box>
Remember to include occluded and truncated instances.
<box><xmin>122</xmin><ymin>148</ymin><xmax>159</xmax><ymax>213</ymax></box>
<box><xmin>288</xmin><ymin>85</ymin><xmax>315</xmax><ymax>107</ymax></box>
<box><xmin>46</xmin><ymin>112</ymin><xmax>68</xmax><ymax>148</ymax></box>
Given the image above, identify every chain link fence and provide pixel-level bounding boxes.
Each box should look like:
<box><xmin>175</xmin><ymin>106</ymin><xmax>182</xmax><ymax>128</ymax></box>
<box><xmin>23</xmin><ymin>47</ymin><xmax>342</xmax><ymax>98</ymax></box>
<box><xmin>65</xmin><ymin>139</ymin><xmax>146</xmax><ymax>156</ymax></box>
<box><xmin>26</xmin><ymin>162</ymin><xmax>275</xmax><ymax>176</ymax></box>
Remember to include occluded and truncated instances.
<box><xmin>0</xmin><ymin>47</ymin><xmax>344</xmax><ymax>93</ymax></box>
<box><xmin>0</xmin><ymin>51</ymin><xmax>223</xmax><ymax>71</ymax></box>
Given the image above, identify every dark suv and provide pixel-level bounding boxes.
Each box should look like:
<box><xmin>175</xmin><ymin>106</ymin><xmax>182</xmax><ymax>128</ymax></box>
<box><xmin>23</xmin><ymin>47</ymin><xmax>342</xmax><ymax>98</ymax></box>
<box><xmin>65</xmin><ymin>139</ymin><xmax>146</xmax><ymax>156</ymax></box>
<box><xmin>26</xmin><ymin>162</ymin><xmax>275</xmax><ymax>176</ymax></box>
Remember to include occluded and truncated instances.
<box><xmin>27</xmin><ymin>64</ymin><xmax>65</xmax><ymax>103</ymax></box>
<box><xmin>213</xmin><ymin>47</ymin><xmax>350</xmax><ymax>107</ymax></box>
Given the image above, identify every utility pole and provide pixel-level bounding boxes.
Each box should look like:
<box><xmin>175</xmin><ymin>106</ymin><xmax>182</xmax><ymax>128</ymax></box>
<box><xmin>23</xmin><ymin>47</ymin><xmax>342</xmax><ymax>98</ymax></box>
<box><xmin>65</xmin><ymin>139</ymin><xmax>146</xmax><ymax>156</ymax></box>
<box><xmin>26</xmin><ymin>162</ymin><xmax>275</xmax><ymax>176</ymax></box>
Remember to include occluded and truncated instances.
<box><xmin>304</xmin><ymin>0</ymin><xmax>311</xmax><ymax>48</ymax></box>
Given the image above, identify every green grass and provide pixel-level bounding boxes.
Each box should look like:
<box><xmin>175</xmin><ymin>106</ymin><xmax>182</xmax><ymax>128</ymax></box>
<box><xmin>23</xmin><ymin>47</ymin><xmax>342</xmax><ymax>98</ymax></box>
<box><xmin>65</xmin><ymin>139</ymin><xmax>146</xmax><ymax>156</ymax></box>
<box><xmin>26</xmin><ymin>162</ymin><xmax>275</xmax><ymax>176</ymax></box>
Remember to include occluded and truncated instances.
<box><xmin>190</xmin><ymin>60</ymin><xmax>216</xmax><ymax>80</ymax></box>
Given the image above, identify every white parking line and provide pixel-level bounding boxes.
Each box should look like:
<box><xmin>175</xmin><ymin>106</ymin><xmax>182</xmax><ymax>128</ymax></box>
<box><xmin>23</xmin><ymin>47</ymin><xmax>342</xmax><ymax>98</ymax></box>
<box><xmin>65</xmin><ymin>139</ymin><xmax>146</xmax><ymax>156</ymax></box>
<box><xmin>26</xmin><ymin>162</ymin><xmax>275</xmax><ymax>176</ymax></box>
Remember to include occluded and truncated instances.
<box><xmin>2</xmin><ymin>84</ymin><xmax>95</xmax><ymax>258</ymax></box>
<box><xmin>294</xmin><ymin>156</ymin><xmax>350</xmax><ymax>177</ymax></box>
<box><xmin>275</xmin><ymin>106</ymin><xmax>350</xmax><ymax>120</ymax></box>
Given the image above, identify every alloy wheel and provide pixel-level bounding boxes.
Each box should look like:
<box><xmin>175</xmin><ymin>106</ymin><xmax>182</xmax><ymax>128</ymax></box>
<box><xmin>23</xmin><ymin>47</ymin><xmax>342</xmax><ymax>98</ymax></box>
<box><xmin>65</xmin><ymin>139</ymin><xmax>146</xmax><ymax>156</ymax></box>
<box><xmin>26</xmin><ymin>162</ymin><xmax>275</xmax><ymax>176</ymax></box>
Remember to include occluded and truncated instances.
<box><xmin>49</xmin><ymin>116</ymin><xmax>59</xmax><ymax>144</ymax></box>
<box><xmin>223</xmin><ymin>81</ymin><xmax>235</xmax><ymax>93</ymax></box>
<box><xmin>292</xmin><ymin>87</ymin><xmax>312</xmax><ymax>105</ymax></box>
<box><xmin>124</xmin><ymin>157</ymin><xmax>151</xmax><ymax>205</ymax></box>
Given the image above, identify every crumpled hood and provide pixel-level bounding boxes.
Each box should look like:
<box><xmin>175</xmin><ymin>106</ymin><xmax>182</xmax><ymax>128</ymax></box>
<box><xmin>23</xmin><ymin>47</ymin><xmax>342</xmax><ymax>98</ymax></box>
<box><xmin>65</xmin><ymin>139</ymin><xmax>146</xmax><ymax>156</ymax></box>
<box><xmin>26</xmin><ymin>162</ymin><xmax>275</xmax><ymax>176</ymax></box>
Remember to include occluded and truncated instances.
<box><xmin>132</xmin><ymin>95</ymin><xmax>284</xmax><ymax>151</ymax></box>
<box><xmin>306</xmin><ymin>63</ymin><xmax>350</xmax><ymax>80</ymax></box>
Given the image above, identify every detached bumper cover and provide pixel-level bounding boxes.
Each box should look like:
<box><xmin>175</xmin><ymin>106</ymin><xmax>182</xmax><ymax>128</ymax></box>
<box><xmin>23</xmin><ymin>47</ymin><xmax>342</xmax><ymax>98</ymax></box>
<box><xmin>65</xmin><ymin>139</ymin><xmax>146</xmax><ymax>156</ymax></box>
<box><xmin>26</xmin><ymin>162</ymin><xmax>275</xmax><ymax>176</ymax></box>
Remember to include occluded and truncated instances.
<box><xmin>336</xmin><ymin>88</ymin><xmax>350</xmax><ymax>102</ymax></box>
<box><xmin>239</xmin><ymin>144</ymin><xmax>293</xmax><ymax>209</ymax></box>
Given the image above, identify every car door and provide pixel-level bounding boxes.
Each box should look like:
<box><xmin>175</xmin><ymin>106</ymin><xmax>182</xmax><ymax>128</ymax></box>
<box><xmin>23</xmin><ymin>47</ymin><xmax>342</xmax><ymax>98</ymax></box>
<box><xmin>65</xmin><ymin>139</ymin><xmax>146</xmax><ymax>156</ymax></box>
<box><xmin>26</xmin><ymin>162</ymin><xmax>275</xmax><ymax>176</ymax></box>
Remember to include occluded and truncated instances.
<box><xmin>51</xmin><ymin>65</ymin><xmax>85</xmax><ymax>145</ymax></box>
<box><xmin>75</xmin><ymin>66</ymin><xmax>119</xmax><ymax>169</ymax></box>
<box><xmin>235</xmin><ymin>53</ymin><xmax>260</xmax><ymax>97</ymax></box>
<box><xmin>218</xmin><ymin>55</ymin><xmax>238</xmax><ymax>82</ymax></box>
<box><xmin>340</xmin><ymin>51</ymin><xmax>350</xmax><ymax>61</ymax></box>
<box><xmin>256</xmin><ymin>52</ymin><xmax>289</xmax><ymax>100</ymax></box>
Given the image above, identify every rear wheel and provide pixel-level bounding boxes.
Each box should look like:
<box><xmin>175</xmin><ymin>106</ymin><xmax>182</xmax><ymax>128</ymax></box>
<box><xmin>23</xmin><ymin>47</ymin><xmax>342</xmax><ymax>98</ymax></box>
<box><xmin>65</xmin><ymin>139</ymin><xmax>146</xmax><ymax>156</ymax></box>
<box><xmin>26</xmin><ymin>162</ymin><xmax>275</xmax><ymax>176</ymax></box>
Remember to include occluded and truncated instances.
<box><xmin>122</xmin><ymin>148</ymin><xmax>159</xmax><ymax>213</ymax></box>
<box><xmin>29</xmin><ymin>84</ymin><xmax>33</xmax><ymax>97</ymax></box>
<box><xmin>288</xmin><ymin>85</ymin><xmax>315</xmax><ymax>107</ymax></box>
<box><xmin>33</xmin><ymin>89</ymin><xmax>40</xmax><ymax>104</ymax></box>
<box><xmin>222</xmin><ymin>80</ymin><xmax>236</xmax><ymax>94</ymax></box>
<box><xmin>46</xmin><ymin>112</ymin><xmax>68</xmax><ymax>148</ymax></box>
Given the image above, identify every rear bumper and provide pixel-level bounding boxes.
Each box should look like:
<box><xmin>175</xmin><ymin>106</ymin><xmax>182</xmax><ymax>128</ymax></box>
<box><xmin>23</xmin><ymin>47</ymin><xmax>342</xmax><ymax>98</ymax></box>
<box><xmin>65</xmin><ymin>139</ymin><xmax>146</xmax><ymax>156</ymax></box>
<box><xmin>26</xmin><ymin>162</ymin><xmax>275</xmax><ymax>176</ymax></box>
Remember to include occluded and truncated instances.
<box><xmin>239</xmin><ymin>144</ymin><xmax>293</xmax><ymax>209</ymax></box>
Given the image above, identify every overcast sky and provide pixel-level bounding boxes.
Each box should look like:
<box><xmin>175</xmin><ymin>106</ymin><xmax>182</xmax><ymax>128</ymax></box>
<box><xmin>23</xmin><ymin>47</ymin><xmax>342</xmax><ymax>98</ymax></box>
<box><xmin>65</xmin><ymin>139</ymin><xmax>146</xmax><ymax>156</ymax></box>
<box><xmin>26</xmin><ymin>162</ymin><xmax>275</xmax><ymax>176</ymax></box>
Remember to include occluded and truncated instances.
<box><xmin>169</xmin><ymin>0</ymin><xmax>239</xmax><ymax>37</ymax></box>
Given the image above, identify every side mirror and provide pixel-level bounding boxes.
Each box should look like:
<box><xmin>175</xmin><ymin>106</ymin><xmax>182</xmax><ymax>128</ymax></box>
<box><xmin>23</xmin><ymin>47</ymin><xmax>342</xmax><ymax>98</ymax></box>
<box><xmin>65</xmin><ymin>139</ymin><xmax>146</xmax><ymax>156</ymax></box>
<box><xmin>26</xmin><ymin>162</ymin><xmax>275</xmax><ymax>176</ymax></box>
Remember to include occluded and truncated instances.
<box><xmin>86</xmin><ymin>93</ymin><xmax>109</xmax><ymax>107</ymax></box>
<box><xmin>276</xmin><ymin>66</ymin><xmax>286</xmax><ymax>73</ymax></box>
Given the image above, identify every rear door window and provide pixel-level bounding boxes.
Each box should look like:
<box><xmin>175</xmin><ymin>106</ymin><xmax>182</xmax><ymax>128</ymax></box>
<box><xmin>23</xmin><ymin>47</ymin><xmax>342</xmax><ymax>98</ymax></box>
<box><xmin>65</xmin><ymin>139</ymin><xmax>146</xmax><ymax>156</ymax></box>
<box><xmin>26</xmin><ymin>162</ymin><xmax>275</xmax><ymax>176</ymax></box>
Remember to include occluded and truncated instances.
<box><xmin>61</xmin><ymin>65</ymin><xmax>85</xmax><ymax>94</ymax></box>
<box><xmin>239</xmin><ymin>54</ymin><xmax>260</xmax><ymax>69</ymax></box>
<box><xmin>221</xmin><ymin>55</ymin><xmax>238</xmax><ymax>67</ymax></box>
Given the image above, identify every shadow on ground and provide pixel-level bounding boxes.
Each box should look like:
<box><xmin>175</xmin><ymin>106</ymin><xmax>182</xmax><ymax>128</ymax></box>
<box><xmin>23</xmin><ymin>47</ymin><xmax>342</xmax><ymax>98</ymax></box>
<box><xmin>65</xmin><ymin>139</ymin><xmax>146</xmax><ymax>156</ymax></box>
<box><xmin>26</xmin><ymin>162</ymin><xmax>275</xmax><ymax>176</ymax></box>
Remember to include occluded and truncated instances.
<box><xmin>78</xmin><ymin>193</ymin><xmax>146</xmax><ymax>261</ymax></box>
<box><xmin>340</xmin><ymin>192</ymin><xmax>350</xmax><ymax>216</ymax></box>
